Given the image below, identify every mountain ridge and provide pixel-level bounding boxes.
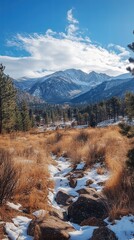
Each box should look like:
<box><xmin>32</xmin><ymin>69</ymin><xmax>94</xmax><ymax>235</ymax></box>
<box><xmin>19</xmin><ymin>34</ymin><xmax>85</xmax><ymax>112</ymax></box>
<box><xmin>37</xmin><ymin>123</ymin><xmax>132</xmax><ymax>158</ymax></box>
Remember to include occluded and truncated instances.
<box><xmin>14</xmin><ymin>69</ymin><xmax>133</xmax><ymax>104</ymax></box>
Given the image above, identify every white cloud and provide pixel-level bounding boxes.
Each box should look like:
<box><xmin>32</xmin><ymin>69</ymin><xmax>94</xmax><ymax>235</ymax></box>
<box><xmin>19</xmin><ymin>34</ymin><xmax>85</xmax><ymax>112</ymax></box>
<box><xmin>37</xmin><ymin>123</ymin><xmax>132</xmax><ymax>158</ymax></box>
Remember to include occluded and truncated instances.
<box><xmin>67</xmin><ymin>9</ymin><xmax>79</xmax><ymax>24</ymax></box>
<box><xmin>0</xmin><ymin>9</ymin><xmax>129</xmax><ymax>79</ymax></box>
<box><xmin>108</xmin><ymin>43</ymin><xmax>130</xmax><ymax>58</ymax></box>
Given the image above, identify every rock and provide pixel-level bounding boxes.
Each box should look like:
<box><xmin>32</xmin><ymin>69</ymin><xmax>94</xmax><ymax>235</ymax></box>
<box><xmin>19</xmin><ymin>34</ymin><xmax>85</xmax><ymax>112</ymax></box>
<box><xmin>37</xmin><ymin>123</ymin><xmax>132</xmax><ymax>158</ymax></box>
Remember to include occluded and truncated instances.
<box><xmin>86</xmin><ymin>179</ymin><xmax>94</xmax><ymax>186</ymax></box>
<box><xmin>68</xmin><ymin>177</ymin><xmax>77</xmax><ymax>188</ymax></box>
<box><xmin>49</xmin><ymin>208</ymin><xmax>64</xmax><ymax>220</ymax></box>
<box><xmin>55</xmin><ymin>191</ymin><xmax>73</xmax><ymax>206</ymax></box>
<box><xmin>98</xmin><ymin>181</ymin><xmax>105</xmax><ymax>186</ymax></box>
<box><xmin>80</xmin><ymin>217</ymin><xmax>107</xmax><ymax>227</ymax></box>
<box><xmin>27</xmin><ymin>216</ymin><xmax>75</xmax><ymax>240</ymax></box>
<box><xmin>77</xmin><ymin>188</ymin><xmax>89</xmax><ymax>195</ymax></box>
<box><xmin>22</xmin><ymin>207</ymin><xmax>30</xmax><ymax>214</ymax></box>
<box><xmin>68</xmin><ymin>194</ymin><xmax>108</xmax><ymax>224</ymax></box>
<box><xmin>71</xmin><ymin>170</ymin><xmax>84</xmax><ymax>178</ymax></box>
<box><xmin>91</xmin><ymin>227</ymin><xmax>118</xmax><ymax>240</ymax></box>
<box><xmin>77</xmin><ymin>188</ymin><xmax>99</xmax><ymax>199</ymax></box>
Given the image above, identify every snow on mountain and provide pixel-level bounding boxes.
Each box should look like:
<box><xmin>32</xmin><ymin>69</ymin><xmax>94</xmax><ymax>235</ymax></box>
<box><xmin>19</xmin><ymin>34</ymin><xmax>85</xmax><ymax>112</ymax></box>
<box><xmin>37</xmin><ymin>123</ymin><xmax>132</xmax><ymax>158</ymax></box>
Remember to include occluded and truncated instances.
<box><xmin>14</xmin><ymin>69</ymin><xmax>133</xmax><ymax>104</ymax></box>
<box><xmin>111</xmin><ymin>72</ymin><xmax>132</xmax><ymax>80</ymax></box>
<box><xmin>29</xmin><ymin>75</ymin><xmax>82</xmax><ymax>103</ymax></box>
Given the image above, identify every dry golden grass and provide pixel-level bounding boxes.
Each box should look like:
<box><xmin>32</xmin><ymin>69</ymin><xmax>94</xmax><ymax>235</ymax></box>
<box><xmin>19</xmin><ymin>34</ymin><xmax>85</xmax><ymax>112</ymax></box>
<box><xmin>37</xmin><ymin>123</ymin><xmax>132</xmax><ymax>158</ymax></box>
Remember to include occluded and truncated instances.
<box><xmin>48</xmin><ymin>126</ymin><xmax>129</xmax><ymax>170</ymax></box>
<box><xmin>0</xmin><ymin>131</ymin><xmax>54</xmax><ymax>212</ymax></box>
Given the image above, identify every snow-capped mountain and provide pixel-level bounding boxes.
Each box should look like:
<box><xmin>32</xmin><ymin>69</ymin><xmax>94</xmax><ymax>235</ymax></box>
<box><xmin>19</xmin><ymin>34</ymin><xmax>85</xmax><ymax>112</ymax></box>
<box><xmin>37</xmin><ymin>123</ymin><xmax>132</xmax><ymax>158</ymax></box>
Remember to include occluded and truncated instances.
<box><xmin>29</xmin><ymin>75</ymin><xmax>82</xmax><ymax>103</ymax></box>
<box><xmin>15</xmin><ymin>69</ymin><xmax>111</xmax><ymax>103</ymax></box>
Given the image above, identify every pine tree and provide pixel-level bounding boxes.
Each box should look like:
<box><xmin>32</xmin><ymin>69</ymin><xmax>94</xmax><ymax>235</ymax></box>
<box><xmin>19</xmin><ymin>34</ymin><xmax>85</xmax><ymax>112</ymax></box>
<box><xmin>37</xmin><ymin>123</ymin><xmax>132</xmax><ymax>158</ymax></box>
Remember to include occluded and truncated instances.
<box><xmin>21</xmin><ymin>101</ymin><xmax>31</xmax><ymax>131</ymax></box>
<box><xmin>125</xmin><ymin>92</ymin><xmax>134</xmax><ymax>120</ymax></box>
<box><xmin>14</xmin><ymin>106</ymin><xmax>23</xmax><ymax>131</ymax></box>
<box><xmin>0</xmin><ymin>64</ymin><xmax>17</xmax><ymax>133</ymax></box>
<box><xmin>83</xmin><ymin>112</ymin><xmax>89</xmax><ymax>125</ymax></box>
<box><xmin>63</xmin><ymin>111</ymin><xmax>67</xmax><ymax>124</ymax></box>
<box><xmin>89</xmin><ymin>111</ymin><xmax>96</xmax><ymax>127</ymax></box>
<box><xmin>109</xmin><ymin>97</ymin><xmax>120</xmax><ymax>122</ymax></box>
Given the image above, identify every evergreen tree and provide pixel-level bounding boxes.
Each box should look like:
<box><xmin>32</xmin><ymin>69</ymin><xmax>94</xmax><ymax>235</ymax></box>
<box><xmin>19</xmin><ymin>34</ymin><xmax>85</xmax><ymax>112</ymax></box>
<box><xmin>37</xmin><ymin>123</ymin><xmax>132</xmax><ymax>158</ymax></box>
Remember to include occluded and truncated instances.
<box><xmin>51</xmin><ymin>110</ymin><xmax>55</xmax><ymax>124</ymax></box>
<box><xmin>89</xmin><ymin>111</ymin><xmax>96</xmax><ymax>127</ymax></box>
<box><xmin>45</xmin><ymin>112</ymin><xmax>49</xmax><ymax>126</ymax></box>
<box><xmin>63</xmin><ymin>111</ymin><xmax>67</xmax><ymax>123</ymax></box>
<box><xmin>35</xmin><ymin>115</ymin><xmax>41</xmax><ymax>124</ymax></box>
<box><xmin>109</xmin><ymin>97</ymin><xmax>120</xmax><ymax>122</ymax></box>
<box><xmin>0</xmin><ymin>64</ymin><xmax>17</xmax><ymax>133</ymax></box>
<box><xmin>125</xmin><ymin>92</ymin><xmax>134</xmax><ymax>120</ymax></box>
<box><xmin>29</xmin><ymin>109</ymin><xmax>34</xmax><ymax>127</ymax></box>
<box><xmin>14</xmin><ymin>106</ymin><xmax>23</xmax><ymax>131</ymax></box>
<box><xmin>21</xmin><ymin>101</ymin><xmax>31</xmax><ymax>131</ymax></box>
<box><xmin>83</xmin><ymin>112</ymin><xmax>89</xmax><ymax>125</ymax></box>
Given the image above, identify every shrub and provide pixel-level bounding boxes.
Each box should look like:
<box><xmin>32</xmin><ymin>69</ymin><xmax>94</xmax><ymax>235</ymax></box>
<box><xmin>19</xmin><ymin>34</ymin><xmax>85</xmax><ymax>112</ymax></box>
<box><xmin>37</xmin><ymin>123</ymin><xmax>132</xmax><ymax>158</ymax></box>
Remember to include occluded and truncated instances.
<box><xmin>75</xmin><ymin>130</ymin><xmax>89</xmax><ymax>143</ymax></box>
<box><xmin>0</xmin><ymin>148</ymin><xmax>18</xmax><ymax>204</ymax></box>
<box><xmin>118</xmin><ymin>122</ymin><xmax>131</xmax><ymax>136</ymax></box>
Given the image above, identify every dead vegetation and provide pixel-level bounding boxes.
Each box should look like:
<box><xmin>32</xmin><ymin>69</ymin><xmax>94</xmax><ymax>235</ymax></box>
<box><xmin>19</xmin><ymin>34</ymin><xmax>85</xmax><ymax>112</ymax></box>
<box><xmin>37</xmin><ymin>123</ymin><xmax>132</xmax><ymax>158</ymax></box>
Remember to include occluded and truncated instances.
<box><xmin>0</xmin><ymin>125</ymin><xmax>133</xmax><ymax>226</ymax></box>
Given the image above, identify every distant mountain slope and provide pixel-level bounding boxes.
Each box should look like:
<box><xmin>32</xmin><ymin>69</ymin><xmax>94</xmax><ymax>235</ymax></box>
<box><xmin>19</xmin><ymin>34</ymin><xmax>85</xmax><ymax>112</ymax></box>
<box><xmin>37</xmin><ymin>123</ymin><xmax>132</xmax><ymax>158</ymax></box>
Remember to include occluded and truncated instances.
<box><xmin>16</xmin><ymin>89</ymin><xmax>45</xmax><ymax>104</ymax></box>
<box><xmin>15</xmin><ymin>69</ymin><xmax>111</xmax><ymax>103</ymax></box>
<box><xmin>71</xmin><ymin>77</ymin><xmax>134</xmax><ymax>104</ymax></box>
<box><xmin>14</xmin><ymin>78</ymin><xmax>39</xmax><ymax>91</ymax></box>
<box><xmin>29</xmin><ymin>76</ymin><xmax>82</xmax><ymax>103</ymax></box>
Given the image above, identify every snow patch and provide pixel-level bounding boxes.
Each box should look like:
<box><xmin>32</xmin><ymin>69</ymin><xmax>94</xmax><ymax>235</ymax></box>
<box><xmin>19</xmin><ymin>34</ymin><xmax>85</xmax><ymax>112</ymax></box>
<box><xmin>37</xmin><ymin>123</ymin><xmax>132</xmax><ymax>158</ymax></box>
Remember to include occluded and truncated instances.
<box><xmin>105</xmin><ymin>215</ymin><xmax>134</xmax><ymax>240</ymax></box>
<box><xmin>7</xmin><ymin>202</ymin><xmax>22</xmax><ymax>211</ymax></box>
<box><xmin>5</xmin><ymin>216</ymin><xmax>32</xmax><ymax>240</ymax></box>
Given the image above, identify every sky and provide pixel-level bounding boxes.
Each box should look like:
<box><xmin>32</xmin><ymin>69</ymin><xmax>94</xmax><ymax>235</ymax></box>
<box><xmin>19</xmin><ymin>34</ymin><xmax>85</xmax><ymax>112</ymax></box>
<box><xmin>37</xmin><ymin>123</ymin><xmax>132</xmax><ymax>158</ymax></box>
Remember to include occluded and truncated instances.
<box><xmin>0</xmin><ymin>0</ymin><xmax>134</xmax><ymax>79</ymax></box>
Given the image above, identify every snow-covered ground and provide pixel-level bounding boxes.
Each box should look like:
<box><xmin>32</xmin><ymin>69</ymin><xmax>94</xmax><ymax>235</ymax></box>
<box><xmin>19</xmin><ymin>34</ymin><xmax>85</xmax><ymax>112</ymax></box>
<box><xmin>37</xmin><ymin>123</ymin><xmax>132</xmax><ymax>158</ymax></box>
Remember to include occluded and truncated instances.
<box><xmin>97</xmin><ymin>117</ymin><xmax>134</xmax><ymax>127</ymax></box>
<box><xmin>48</xmin><ymin>156</ymin><xmax>134</xmax><ymax>240</ymax></box>
<box><xmin>48</xmin><ymin>157</ymin><xmax>109</xmax><ymax>206</ymax></box>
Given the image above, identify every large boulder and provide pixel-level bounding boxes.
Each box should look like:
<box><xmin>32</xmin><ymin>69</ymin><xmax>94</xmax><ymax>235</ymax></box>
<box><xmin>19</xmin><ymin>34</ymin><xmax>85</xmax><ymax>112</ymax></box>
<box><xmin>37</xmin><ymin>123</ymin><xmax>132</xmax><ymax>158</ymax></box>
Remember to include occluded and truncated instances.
<box><xmin>68</xmin><ymin>194</ymin><xmax>108</xmax><ymax>224</ymax></box>
<box><xmin>27</xmin><ymin>216</ymin><xmax>75</xmax><ymax>240</ymax></box>
<box><xmin>55</xmin><ymin>190</ymin><xmax>73</xmax><ymax>206</ymax></box>
<box><xmin>90</xmin><ymin>227</ymin><xmax>118</xmax><ymax>240</ymax></box>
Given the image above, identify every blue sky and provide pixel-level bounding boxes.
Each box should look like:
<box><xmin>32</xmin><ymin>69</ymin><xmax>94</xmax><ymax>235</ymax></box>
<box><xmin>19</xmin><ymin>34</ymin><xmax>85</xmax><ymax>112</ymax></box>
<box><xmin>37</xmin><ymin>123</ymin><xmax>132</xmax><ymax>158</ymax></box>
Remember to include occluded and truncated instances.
<box><xmin>0</xmin><ymin>0</ymin><xmax>134</xmax><ymax>78</ymax></box>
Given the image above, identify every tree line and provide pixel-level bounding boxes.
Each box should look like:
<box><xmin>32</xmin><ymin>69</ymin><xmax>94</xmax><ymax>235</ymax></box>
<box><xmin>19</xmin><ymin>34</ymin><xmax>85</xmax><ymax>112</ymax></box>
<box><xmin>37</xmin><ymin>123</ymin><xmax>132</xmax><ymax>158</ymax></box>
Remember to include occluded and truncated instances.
<box><xmin>33</xmin><ymin>93</ymin><xmax>134</xmax><ymax>127</ymax></box>
<box><xmin>0</xmin><ymin>64</ymin><xmax>33</xmax><ymax>133</ymax></box>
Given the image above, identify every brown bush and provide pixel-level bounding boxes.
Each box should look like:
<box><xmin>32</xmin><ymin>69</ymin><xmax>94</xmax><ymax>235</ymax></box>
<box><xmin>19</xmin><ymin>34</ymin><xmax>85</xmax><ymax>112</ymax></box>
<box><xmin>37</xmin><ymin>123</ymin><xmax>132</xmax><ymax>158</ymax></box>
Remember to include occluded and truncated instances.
<box><xmin>0</xmin><ymin>148</ymin><xmax>18</xmax><ymax>204</ymax></box>
<box><xmin>104</xmin><ymin>169</ymin><xmax>134</xmax><ymax>220</ymax></box>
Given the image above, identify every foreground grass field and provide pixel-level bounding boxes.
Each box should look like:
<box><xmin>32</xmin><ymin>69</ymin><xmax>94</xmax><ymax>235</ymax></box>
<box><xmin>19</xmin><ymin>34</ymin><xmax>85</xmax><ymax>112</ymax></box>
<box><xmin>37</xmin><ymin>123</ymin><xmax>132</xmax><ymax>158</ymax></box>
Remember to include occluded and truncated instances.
<box><xmin>0</xmin><ymin>126</ymin><xmax>133</xmax><ymax>238</ymax></box>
